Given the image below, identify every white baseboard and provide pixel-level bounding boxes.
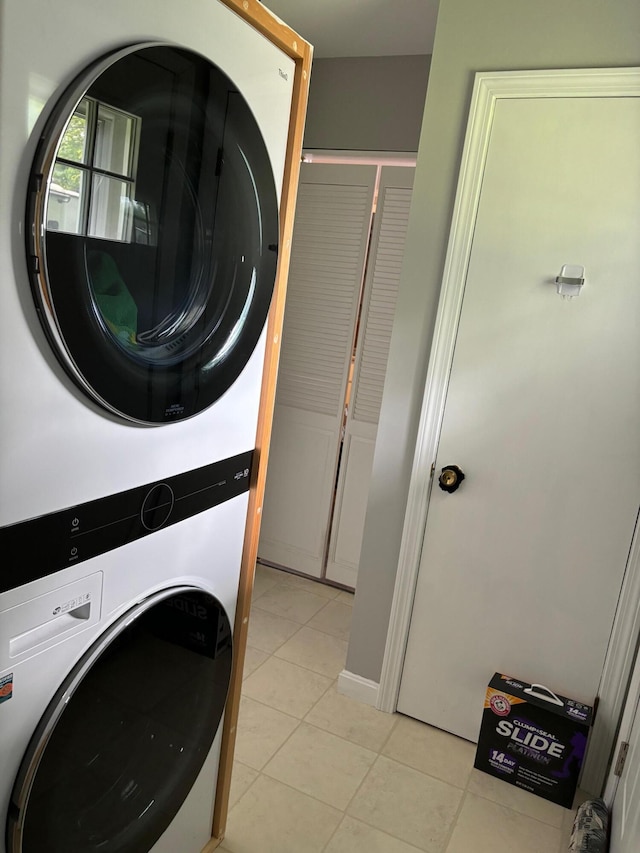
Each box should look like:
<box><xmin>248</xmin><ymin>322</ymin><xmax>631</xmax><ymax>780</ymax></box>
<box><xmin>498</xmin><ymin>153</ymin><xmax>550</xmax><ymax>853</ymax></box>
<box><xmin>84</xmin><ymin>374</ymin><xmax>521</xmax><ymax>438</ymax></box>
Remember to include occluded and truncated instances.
<box><xmin>337</xmin><ymin>669</ymin><xmax>380</xmax><ymax>707</ymax></box>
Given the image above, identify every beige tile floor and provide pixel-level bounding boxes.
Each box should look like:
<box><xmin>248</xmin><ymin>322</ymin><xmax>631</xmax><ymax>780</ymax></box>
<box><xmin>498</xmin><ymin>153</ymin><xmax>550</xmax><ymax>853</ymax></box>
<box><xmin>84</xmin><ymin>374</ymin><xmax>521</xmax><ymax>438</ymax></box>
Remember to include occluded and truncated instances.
<box><xmin>220</xmin><ymin>564</ymin><xmax>584</xmax><ymax>853</ymax></box>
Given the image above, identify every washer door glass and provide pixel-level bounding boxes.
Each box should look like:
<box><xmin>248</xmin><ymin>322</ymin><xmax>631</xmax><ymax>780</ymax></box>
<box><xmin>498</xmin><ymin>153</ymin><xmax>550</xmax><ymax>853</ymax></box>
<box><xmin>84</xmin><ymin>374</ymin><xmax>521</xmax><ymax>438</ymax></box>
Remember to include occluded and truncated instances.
<box><xmin>7</xmin><ymin>588</ymin><xmax>232</xmax><ymax>853</ymax></box>
<box><xmin>28</xmin><ymin>44</ymin><xmax>279</xmax><ymax>424</ymax></box>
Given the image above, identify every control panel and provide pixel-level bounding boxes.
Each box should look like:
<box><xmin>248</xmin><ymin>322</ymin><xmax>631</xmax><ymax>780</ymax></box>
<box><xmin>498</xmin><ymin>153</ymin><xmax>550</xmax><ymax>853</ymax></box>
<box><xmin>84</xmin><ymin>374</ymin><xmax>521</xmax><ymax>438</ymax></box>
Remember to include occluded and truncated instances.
<box><xmin>0</xmin><ymin>451</ymin><xmax>253</xmax><ymax>593</ymax></box>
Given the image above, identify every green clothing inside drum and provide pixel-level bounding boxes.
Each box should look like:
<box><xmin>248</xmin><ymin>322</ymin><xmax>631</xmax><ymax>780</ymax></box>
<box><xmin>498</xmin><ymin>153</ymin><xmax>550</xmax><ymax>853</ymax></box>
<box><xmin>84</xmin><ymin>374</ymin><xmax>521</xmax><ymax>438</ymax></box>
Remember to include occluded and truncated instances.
<box><xmin>88</xmin><ymin>250</ymin><xmax>138</xmax><ymax>343</ymax></box>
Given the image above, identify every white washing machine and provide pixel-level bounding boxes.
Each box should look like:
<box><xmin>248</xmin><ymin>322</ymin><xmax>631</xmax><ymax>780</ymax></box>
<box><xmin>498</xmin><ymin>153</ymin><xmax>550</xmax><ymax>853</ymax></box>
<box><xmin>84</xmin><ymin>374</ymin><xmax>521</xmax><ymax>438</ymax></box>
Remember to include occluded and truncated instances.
<box><xmin>0</xmin><ymin>478</ymin><xmax>251</xmax><ymax>853</ymax></box>
<box><xmin>0</xmin><ymin>0</ymin><xmax>296</xmax><ymax>851</ymax></box>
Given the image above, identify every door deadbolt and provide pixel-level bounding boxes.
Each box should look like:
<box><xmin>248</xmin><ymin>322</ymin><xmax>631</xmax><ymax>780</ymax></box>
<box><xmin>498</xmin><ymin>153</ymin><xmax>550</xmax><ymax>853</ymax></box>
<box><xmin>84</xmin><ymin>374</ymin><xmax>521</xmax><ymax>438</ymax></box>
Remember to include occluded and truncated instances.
<box><xmin>438</xmin><ymin>465</ymin><xmax>465</xmax><ymax>493</ymax></box>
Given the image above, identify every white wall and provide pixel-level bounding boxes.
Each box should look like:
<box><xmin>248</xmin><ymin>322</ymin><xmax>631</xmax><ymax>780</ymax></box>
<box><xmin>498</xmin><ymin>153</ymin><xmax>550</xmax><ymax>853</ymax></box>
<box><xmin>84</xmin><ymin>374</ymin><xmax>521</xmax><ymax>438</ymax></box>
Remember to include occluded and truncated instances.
<box><xmin>347</xmin><ymin>0</ymin><xmax>640</xmax><ymax>683</ymax></box>
<box><xmin>304</xmin><ymin>55</ymin><xmax>430</xmax><ymax>152</ymax></box>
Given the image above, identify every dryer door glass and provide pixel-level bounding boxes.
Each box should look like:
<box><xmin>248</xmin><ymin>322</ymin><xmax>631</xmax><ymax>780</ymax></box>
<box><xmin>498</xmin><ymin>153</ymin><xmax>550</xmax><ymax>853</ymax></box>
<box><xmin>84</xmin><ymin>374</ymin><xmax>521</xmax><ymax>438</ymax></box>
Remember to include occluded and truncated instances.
<box><xmin>7</xmin><ymin>588</ymin><xmax>233</xmax><ymax>853</ymax></box>
<box><xmin>28</xmin><ymin>44</ymin><xmax>279</xmax><ymax>424</ymax></box>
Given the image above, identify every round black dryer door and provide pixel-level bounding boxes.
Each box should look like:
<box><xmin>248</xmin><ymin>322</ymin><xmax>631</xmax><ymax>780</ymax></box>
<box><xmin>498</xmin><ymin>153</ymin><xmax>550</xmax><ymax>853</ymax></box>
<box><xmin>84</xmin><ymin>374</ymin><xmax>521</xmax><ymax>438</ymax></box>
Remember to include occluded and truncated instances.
<box><xmin>27</xmin><ymin>44</ymin><xmax>279</xmax><ymax>424</ymax></box>
<box><xmin>7</xmin><ymin>587</ymin><xmax>233</xmax><ymax>853</ymax></box>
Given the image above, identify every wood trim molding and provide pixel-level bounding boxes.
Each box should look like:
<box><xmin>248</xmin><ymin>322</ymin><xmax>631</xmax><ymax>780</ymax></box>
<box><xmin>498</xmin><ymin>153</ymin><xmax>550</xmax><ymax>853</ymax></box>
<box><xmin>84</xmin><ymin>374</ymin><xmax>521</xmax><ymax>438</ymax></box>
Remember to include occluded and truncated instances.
<box><xmin>219</xmin><ymin>0</ymin><xmax>310</xmax><ymax>60</ymax></box>
<box><xmin>378</xmin><ymin>68</ymin><xmax>640</xmax><ymax>796</ymax></box>
<box><xmin>210</xmin><ymin>1</ymin><xmax>312</xmax><ymax>846</ymax></box>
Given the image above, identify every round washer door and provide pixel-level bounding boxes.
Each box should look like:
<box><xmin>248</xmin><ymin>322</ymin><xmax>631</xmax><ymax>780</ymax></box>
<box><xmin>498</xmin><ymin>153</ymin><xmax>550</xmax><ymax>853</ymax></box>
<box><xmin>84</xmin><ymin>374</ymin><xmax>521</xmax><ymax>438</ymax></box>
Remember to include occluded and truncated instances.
<box><xmin>28</xmin><ymin>44</ymin><xmax>279</xmax><ymax>424</ymax></box>
<box><xmin>7</xmin><ymin>587</ymin><xmax>232</xmax><ymax>853</ymax></box>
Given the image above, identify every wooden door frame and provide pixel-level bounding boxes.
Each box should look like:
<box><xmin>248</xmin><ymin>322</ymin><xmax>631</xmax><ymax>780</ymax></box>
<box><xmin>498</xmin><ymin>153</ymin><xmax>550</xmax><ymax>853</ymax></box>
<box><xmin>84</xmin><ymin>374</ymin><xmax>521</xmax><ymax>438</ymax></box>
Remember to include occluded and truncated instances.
<box><xmin>377</xmin><ymin>67</ymin><xmax>640</xmax><ymax>796</ymax></box>
<box><xmin>204</xmin><ymin>1</ymin><xmax>312</xmax><ymax>848</ymax></box>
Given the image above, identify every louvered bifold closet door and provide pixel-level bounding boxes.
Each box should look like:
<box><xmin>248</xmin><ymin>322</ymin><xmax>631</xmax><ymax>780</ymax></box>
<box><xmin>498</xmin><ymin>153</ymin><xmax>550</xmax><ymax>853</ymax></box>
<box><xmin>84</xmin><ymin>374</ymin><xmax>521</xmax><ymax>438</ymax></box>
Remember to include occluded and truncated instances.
<box><xmin>259</xmin><ymin>164</ymin><xmax>377</xmax><ymax>577</ymax></box>
<box><xmin>326</xmin><ymin>166</ymin><xmax>415</xmax><ymax>587</ymax></box>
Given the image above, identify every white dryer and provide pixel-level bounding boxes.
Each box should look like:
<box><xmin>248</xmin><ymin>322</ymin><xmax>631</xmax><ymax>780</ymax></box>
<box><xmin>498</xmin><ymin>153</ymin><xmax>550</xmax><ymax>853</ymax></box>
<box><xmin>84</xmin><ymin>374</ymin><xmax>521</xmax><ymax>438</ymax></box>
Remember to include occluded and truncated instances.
<box><xmin>0</xmin><ymin>0</ymin><xmax>294</xmax><ymax>525</ymax></box>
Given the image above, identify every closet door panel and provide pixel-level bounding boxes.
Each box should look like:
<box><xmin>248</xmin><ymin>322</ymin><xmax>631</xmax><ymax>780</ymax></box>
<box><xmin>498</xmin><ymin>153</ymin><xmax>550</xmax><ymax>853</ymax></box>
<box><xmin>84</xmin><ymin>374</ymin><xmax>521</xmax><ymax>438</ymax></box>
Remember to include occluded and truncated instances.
<box><xmin>326</xmin><ymin>167</ymin><xmax>414</xmax><ymax>587</ymax></box>
<box><xmin>259</xmin><ymin>164</ymin><xmax>377</xmax><ymax>577</ymax></box>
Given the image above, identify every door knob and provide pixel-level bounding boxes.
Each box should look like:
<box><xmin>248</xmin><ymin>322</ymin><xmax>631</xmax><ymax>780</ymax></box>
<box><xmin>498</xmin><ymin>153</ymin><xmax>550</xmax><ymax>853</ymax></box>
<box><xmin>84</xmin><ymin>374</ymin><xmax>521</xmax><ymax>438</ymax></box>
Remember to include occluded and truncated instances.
<box><xmin>438</xmin><ymin>465</ymin><xmax>465</xmax><ymax>493</ymax></box>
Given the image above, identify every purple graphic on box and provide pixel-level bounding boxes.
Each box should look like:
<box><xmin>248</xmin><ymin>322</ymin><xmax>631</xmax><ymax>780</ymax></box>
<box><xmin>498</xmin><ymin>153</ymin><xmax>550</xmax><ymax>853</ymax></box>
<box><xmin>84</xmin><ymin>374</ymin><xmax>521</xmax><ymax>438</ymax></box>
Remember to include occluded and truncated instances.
<box><xmin>552</xmin><ymin>731</ymin><xmax>587</xmax><ymax>780</ymax></box>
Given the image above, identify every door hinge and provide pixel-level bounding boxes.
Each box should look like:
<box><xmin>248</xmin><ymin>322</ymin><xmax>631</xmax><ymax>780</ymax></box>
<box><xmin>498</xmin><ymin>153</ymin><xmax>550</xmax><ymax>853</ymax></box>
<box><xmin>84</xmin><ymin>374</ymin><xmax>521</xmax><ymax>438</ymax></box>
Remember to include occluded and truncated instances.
<box><xmin>614</xmin><ymin>741</ymin><xmax>630</xmax><ymax>777</ymax></box>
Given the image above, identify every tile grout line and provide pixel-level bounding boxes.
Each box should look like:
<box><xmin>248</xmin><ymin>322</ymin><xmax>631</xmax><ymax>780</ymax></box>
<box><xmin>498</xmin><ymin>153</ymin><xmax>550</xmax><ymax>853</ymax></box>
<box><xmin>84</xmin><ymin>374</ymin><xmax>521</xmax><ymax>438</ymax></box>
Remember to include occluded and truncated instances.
<box><xmin>253</xmin><ymin>567</ymin><xmax>354</xmax><ymax>605</ymax></box>
<box><xmin>365</xmin><ymin>750</ymin><xmax>473</xmax><ymax>796</ymax></box>
<box><xmin>257</xmin><ymin>709</ymin><xmax>303</xmax><ymax>775</ymax></box>
<box><xmin>335</xmin><ymin>752</ymin><xmax>471</xmax><ymax>853</ymax></box>
<box><xmin>244</xmin><ymin>605</ymin><xmax>306</xmax><ymax>654</ymax></box>
<box><xmin>327</xmin><ymin>755</ymin><xmax>440</xmax><ymax>853</ymax></box>
<box><xmin>335</xmin><ymin>752</ymin><xmax>382</xmax><ymax>825</ymax></box>
<box><xmin>291</xmin><ymin>718</ymin><xmax>380</xmax><ymax>759</ymax></box>
<box><xmin>246</xmin><ymin>626</ymin><xmax>349</xmax><ymax>680</ymax></box>
<box><xmin>249</xmin><ymin>602</ymin><xmax>314</xmax><ymax>626</ymax></box>
<box><xmin>255</xmin><ymin>568</ymin><xmax>350</xmax><ymax>600</ymax></box>
<box><xmin>440</xmin><ymin>788</ymin><xmax>469</xmax><ymax>853</ymax></box>
<box><xmin>249</xmin><ymin>585</ymin><xmax>351</xmax><ymax>640</ymax></box>
<box><xmin>237</xmin><ymin>691</ymin><xmax>302</xmax><ymax>725</ymax></box>
<box><xmin>318</xmin><ymin>811</ymin><xmax>344</xmax><ymax>853</ymax></box>
<box><xmin>234</xmin><ymin>696</ymin><xmax>303</xmax><ymax>776</ymax></box>
<box><xmin>249</xmin><ymin>604</ymin><xmax>335</xmax><ymax>632</ymax></box>
<box><xmin>465</xmin><ymin>787</ymin><xmax>569</xmax><ymax>832</ymax></box>
<box><xmin>252</xmin><ymin>584</ymin><xmax>337</xmax><ymax>607</ymax></box>
<box><xmin>236</xmin><ymin>768</ymin><xmax>345</xmax><ymax>823</ymax></box>
<box><xmin>377</xmin><ymin>711</ymin><xmax>401</xmax><ymax>755</ymax></box>
<box><xmin>272</xmin><ymin>650</ymin><xmax>349</xmax><ymax>681</ymax></box>
<box><xmin>226</xmin><ymin>760</ymin><xmax>261</xmax><ymax>813</ymax></box>
<box><xmin>243</xmin><ymin>655</ymin><xmax>338</xmax><ymax>698</ymax></box>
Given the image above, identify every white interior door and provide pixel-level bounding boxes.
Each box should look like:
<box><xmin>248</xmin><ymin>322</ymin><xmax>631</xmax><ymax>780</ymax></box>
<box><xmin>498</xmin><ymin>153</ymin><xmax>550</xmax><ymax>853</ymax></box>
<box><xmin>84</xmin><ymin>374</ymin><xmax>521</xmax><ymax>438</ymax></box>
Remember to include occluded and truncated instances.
<box><xmin>325</xmin><ymin>167</ymin><xmax>414</xmax><ymax>587</ymax></box>
<box><xmin>611</xmin><ymin>697</ymin><xmax>640</xmax><ymax>853</ymax></box>
<box><xmin>259</xmin><ymin>164</ymin><xmax>376</xmax><ymax>577</ymax></box>
<box><xmin>608</xmin><ymin>652</ymin><xmax>640</xmax><ymax>852</ymax></box>
<box><xmin>398</xmin><ymin>90</ymin><xmax>640</xmax><ymax>757</ymax></box>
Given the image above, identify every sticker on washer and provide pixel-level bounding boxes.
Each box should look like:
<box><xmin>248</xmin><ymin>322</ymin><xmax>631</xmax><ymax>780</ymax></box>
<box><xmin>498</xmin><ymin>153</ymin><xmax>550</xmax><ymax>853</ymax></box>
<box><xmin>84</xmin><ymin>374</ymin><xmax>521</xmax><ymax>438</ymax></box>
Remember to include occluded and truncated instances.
<box><xmin>0</xmin><ymin>673</ymin><xmax>13</xmax><ymax>704</ymax></box>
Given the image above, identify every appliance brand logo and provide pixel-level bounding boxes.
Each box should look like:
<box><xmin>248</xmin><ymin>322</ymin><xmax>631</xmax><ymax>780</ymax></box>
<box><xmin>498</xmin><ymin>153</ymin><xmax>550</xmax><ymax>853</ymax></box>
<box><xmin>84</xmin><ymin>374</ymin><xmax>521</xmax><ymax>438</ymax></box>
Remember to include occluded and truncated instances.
<box><xmin>165</xmin><ymin>403</ymin><xmax>185</xmax><ymax>418</ymax></box>
<box><xmin>279</xmin><ymin>68</ymin><xmax>289</xmax><ymax>81</ymax></box>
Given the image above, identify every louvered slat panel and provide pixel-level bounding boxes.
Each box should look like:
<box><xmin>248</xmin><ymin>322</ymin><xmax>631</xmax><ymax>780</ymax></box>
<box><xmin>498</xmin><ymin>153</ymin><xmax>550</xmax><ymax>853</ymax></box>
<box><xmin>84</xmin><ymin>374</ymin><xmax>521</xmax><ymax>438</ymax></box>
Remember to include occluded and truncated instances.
<box><xmin>352</xmin><ymin>186</ymin><xmax>413</xmax><ymax>425</ymax></box>
<box><xmin>276</xmin><ymin>181</ymin><xmax>373</xmax><ymax>417</ymax></box>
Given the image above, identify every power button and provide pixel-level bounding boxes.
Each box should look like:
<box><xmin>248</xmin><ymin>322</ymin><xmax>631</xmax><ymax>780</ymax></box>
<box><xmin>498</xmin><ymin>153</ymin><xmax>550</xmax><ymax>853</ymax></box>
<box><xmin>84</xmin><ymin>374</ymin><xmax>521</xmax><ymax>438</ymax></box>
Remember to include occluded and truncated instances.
<box><xmin>141</xmin><ymin>483</ymin><xmax>175</xmax><ymax>531</ymax></box>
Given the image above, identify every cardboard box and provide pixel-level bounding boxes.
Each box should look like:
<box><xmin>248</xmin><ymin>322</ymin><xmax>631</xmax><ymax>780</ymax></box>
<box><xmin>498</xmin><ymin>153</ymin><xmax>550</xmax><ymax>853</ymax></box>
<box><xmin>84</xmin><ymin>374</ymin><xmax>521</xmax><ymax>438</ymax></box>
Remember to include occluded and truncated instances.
<box><xmin>474</xmin><ymin>673</ymin><xmax>593</xmax><ymax>808</ymax></box>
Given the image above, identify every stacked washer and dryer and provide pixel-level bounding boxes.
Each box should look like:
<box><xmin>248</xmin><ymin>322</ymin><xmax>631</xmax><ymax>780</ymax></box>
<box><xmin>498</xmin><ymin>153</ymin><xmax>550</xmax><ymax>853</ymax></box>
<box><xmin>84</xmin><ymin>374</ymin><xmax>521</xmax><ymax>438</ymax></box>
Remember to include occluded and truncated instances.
<box><xmin>0</xmin><ymin>1</ymin><xmax>294</xmax><ymax>851</ymax></box>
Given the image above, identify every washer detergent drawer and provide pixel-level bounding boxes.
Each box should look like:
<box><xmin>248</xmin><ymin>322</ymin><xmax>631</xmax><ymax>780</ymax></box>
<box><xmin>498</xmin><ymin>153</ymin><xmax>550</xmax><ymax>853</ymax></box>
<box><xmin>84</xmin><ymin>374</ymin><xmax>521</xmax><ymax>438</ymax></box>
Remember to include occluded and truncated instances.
<box><xmin>0</xmin><ymin>572</ymin><xmax>103</xmax><ymax>668</ymax></box>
